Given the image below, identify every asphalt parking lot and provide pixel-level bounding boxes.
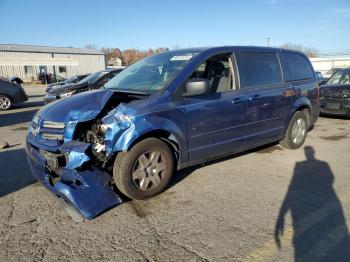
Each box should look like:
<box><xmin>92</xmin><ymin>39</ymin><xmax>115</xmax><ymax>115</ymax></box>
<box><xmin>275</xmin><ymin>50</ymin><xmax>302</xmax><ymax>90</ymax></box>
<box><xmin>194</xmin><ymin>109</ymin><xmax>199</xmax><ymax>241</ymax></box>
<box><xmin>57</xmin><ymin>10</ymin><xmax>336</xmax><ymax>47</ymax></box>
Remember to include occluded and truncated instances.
<box><xmin>0</xmin><ymin>87</ymin><xmax>349</xmax><ymax>261</ymax></box>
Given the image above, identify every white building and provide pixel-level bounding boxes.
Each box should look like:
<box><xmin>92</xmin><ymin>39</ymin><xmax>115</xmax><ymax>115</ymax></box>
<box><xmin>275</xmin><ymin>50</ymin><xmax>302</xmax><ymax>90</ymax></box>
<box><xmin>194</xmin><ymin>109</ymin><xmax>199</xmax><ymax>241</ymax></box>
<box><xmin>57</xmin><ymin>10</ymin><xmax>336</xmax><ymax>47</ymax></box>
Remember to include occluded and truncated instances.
<box><xmin>108</xmin><ymin>57</ymin><xmax>123</xmax><ymax>67</ymax></box>
<box><xmin>0</xmin><ymin>44</ymin><xmax>106</xmax><ymax>82</ymax></box>
<box><xmin>310</xmin><ymin>56</ymin><xmax>350</xmax><ymax>75</ymax></box>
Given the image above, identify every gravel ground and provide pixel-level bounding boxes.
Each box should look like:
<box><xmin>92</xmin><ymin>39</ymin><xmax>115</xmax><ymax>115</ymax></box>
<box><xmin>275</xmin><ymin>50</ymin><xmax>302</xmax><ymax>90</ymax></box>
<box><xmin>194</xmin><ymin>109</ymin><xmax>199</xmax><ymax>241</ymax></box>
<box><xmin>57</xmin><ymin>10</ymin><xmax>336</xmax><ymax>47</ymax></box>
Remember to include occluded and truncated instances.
<box><xmin>0</xmin><ymin>87</ymin><xmax>349</xmax><ymax>261</ymax></box>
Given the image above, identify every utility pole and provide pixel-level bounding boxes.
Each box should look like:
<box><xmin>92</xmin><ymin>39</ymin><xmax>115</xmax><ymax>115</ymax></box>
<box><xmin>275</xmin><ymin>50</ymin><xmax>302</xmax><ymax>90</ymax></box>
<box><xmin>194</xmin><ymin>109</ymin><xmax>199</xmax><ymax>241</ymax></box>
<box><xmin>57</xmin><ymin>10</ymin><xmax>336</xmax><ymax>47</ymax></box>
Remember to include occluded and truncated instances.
<box><xmin>266</xmin><ymin>37</ymin><xmax>271</xmax><ymax>47</ymax></box>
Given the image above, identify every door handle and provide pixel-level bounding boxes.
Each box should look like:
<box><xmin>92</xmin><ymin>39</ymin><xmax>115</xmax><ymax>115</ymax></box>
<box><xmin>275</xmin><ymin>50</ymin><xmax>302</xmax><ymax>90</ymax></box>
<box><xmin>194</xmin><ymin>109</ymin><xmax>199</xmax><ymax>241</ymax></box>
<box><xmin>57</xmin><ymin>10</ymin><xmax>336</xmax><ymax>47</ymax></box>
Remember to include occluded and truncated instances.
<box><xmin>249</xmin><ymin>94</ymin><xmax>260</xmax><ymax>101</ymax></box>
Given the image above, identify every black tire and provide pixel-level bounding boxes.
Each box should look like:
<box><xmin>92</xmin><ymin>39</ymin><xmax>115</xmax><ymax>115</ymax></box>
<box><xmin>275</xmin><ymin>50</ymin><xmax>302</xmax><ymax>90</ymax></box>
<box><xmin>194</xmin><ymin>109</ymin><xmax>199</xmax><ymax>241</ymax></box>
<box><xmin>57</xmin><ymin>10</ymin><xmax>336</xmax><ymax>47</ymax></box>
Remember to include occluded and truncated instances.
<box><xmin>280</xmin><ymin>111</ymin><xmax>308</xmax><ymax>149</ymax></box>
<box><xmin>113</xmin><ymin>138</ymin><xmax>174</xmax><ymax>200</ymax></box>
<box><xmin>0</xmin><ymin>95</ymin><xmax>12</xmax><ymax>111</ymax></box>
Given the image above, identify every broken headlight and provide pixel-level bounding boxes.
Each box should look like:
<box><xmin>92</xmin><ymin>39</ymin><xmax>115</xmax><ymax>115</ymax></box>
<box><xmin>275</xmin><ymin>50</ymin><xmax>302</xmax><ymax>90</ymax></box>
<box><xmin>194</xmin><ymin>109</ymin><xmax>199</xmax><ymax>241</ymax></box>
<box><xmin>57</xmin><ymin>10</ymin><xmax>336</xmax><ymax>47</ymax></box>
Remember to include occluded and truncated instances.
<box><xmin>100</xmin><ymin>112</ymin><xmax>132</xmax><ymax>132</ymax></box>
<box><xmin>91</xmin><ymin>112</ymin><xmax>132</xmax><ymax>154</ymax></box>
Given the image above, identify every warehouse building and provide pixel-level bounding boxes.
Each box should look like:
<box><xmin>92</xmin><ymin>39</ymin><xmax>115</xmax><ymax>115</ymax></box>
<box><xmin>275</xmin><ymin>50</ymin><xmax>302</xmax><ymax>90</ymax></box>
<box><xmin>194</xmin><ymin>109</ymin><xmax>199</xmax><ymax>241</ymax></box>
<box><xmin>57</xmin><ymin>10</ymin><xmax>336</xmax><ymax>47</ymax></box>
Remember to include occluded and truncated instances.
<box><xmin>310</xmin><ymin>56</ymin><xmax>350</xmax><ymax>75</ymax></box>
<box><xmin>0</xmin><ymin>44</ymin><xmax>106</xmax><ymax>82</ymax></box>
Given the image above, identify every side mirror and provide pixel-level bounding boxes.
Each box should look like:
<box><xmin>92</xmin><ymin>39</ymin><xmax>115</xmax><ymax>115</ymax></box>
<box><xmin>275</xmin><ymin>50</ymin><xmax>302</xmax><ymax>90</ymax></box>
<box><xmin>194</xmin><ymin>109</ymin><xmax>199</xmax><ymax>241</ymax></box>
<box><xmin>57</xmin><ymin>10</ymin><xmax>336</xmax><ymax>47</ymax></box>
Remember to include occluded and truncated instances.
<box><xmin>183</xmin><ymin>78</ymin><xmax>210</xmax><ymax>97</ymax></box>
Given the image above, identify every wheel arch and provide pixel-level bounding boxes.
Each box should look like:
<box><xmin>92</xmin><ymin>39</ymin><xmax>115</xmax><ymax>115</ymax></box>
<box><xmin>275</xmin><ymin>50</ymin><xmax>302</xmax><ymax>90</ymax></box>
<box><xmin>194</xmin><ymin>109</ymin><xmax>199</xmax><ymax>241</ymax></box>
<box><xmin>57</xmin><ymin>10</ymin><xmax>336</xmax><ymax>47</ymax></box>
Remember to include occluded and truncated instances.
<box><xmin>290</xmin><ymin>98</ymin><xmax>312</xmax><ymax>127</ymax></box>
<box><xmin>127</xmin><ymin>129</ymin><xmax>181</xmax><ymax>161</ymax></box>
<box><xmin>0</xmin><ymin>93</ymin><xmax>13</xmax><ymax>101</ymax></box>
<box><xmin>108</xmin><ymin>112</ymin><xmax>188</xmax><ymax>164</ymax></box>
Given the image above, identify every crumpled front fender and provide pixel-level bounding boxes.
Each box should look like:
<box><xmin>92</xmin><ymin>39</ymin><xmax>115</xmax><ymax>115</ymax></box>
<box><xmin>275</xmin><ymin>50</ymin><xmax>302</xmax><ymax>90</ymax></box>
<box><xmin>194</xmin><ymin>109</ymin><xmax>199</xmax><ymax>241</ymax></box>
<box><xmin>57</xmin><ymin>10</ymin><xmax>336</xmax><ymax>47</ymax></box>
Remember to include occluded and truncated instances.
<box><xmin>115</xmin><ymin>115</ymin><xmax>185</xmax><ymax>151</ymax></box>
<box><xmin>102</xmin><ymin>108</ymin><xmax>187</xmax><ymax>156</ymax></box>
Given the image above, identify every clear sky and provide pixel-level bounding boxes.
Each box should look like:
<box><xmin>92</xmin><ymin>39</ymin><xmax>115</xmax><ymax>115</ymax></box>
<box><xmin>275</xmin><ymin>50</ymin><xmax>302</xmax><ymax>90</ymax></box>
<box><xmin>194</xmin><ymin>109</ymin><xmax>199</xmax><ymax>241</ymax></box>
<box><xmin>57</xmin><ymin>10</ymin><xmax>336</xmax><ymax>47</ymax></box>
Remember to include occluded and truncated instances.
<box><xmin>0</xmin><ymin>0</ymin><xmax>349</xmax><ymax>53</ymax></box>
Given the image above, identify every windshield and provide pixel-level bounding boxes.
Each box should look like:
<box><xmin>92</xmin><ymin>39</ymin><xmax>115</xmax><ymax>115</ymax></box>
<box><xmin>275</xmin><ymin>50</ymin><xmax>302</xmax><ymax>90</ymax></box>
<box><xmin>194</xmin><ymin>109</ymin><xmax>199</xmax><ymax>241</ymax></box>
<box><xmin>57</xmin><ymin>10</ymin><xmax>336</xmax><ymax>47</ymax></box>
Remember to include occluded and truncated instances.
<box><xmin>78</xmin><ymin>71</ymin><xmax>108</xmax><ymax>84</ymax></box>
<box><xmin>104</xmin><ymin>51</ymin><xmax>199</xmax><ymax>92</ymax></box>
<box><xmin>327</xmin><ymin>70</ymin><xmax>350</xmax><ymax>84</ymax></box>
<box><xmin>65</xmin><ymin>76</ymin><xmax>77</xmax><ymax>83</ymax></box>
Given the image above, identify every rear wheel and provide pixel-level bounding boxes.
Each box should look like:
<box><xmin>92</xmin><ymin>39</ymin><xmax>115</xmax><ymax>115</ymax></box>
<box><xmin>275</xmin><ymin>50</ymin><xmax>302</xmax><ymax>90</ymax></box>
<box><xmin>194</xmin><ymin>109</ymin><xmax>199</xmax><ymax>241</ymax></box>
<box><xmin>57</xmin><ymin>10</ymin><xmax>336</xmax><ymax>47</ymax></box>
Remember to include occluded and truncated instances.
<box><xmin>113</xmin><ymin>138</ymin><xmax>174</xmax><ymax>200</ymax></box>
<box><xmin>0</xmin><ymin>95</ymin><xmax>12</xmax><ymax>111</ymax></box>
<box><xmin>281</xmin><ymin>111</ymin><xmax>308</xmax><ymax>149</ymax></box>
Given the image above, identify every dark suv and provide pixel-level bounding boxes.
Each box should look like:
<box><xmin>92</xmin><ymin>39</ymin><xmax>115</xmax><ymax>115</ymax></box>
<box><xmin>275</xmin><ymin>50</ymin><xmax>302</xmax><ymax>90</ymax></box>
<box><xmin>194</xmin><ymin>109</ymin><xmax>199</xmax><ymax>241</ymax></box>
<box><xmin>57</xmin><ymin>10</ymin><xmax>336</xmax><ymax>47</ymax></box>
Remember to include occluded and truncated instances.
<box><xmin>26</xmin><ymin>47</ymin><xmax>320</xmax><ymax>220</ymax></box>
<box><xmin>46</xmin><ymin>74</ymin><xmax>89</xmax><ymax>93</ymax></box>
<box><xmin>44</xmin><ymin>69</ymin><xmax>122</xmax><ymax>104</ymax></box>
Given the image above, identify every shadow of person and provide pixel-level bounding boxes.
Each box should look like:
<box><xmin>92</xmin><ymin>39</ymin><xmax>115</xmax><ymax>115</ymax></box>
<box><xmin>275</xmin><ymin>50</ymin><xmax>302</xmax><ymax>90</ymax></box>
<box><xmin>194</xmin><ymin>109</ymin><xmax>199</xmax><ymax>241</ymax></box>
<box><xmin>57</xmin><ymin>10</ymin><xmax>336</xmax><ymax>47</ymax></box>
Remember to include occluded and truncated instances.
<box><xmin>275</xmin><ymin>146</ymin><xmax>350</xmax><ymax>261</ymax></box>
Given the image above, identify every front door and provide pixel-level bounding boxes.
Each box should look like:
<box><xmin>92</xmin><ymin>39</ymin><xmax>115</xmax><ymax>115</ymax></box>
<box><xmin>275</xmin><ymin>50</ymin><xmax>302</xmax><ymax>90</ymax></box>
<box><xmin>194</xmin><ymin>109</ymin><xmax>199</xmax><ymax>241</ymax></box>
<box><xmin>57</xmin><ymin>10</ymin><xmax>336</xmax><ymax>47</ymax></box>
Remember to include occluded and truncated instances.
<box><xmin>176</xmin><ymin>54</ymin><xmax>247</xmax><ymax>164</ymax></box>
<box><xmin>185</xmin><ymin>91</ymin><xmax>247</xmax><ymax>163</ymax></box>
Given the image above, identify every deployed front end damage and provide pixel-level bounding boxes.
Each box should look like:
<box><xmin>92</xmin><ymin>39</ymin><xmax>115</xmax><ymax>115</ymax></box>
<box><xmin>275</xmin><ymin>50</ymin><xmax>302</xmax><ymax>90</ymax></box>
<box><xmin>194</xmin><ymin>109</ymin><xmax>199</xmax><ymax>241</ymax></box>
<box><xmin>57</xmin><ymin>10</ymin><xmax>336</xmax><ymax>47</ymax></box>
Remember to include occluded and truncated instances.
<box><xmin>26</xmin><ymin>90</ymin><xmax>146</xmax><ymax>220</ymax></box>
<box><xmin>27</xmin><ymin>140</ymin><xmax>123</xmax><ymax>221</ymax></box>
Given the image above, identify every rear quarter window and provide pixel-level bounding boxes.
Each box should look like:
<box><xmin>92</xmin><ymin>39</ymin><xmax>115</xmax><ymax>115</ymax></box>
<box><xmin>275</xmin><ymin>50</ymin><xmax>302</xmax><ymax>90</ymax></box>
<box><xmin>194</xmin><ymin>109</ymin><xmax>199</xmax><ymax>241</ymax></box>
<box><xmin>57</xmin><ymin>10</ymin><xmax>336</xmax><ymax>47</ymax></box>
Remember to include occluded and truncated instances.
<box><xmin>235</xmin><ymin>52</ymin><xmax>283</xmax><ymax>88</ymax></box>
<box><xmin>283</xmin><ymin>52</ymin><xmax>314</xmax><ymax>81</ymax></box>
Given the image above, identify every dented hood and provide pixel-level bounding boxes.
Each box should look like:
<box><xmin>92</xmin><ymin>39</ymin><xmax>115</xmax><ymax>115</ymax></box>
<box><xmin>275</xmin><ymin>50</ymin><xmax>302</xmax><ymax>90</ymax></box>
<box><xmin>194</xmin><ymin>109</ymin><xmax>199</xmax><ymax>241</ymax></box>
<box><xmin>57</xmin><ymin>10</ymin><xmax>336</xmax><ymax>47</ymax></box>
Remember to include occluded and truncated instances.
<box><xmin>37</xmin><ymin>89</ymin><xmax>114</xmax><ymax>123</ymax></box>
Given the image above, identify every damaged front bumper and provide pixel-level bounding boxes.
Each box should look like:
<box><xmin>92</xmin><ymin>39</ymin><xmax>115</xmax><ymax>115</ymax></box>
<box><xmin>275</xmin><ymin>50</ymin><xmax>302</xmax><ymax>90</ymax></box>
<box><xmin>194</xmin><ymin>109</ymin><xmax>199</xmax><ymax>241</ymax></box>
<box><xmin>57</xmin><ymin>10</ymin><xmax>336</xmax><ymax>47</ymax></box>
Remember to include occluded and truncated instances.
<box><xmin>25</xmin><ymin>134</ymin><xmax>123</xmax><ymax>221</ymax></box>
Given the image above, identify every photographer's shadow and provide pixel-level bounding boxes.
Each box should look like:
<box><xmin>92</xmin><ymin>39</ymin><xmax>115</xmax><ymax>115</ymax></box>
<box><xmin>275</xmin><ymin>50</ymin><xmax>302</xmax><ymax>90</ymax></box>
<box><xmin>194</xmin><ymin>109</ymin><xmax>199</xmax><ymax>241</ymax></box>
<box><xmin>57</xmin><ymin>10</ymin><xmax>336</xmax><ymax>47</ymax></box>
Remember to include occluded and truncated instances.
<box><xmin>275</xmin><ymin>146</ymin><xmax>350</xmax><ymax>261</ymax></box>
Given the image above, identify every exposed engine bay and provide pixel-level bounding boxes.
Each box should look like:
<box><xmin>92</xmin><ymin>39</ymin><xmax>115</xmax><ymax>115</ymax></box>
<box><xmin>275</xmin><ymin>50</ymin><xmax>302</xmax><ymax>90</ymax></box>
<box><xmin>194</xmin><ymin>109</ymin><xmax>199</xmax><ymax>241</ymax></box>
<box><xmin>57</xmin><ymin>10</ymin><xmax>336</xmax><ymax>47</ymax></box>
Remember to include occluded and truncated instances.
<box><xmin>69</xmin><ymin>92</ymin><xmax>148</xmax><ymax>170</ymax></box>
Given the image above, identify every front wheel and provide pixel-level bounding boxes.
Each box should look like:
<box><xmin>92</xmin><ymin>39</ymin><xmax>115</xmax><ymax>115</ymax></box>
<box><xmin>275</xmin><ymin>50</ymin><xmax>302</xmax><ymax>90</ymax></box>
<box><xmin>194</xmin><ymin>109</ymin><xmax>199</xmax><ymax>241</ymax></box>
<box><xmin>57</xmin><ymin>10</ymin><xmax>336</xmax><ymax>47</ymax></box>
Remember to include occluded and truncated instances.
<box><xmin>0</xmin><ymin>95</ymin><xmax>12</xmax><ymax>111</ymax></box>
<box><xmin>113</xmin><ymin>138</ymin><xmax>174</xmax><ymax>200</ymax></box>
<box><xmin>280</xmin><ymin>111</ymin><xmax>308</xmax><ymax>149</ymax></box>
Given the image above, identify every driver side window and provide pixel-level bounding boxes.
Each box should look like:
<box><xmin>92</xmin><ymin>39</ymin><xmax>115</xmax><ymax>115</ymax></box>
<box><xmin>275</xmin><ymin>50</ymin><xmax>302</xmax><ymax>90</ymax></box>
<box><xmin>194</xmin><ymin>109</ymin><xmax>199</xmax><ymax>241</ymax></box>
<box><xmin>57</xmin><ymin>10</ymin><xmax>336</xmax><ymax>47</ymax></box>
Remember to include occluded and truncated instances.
<box><xmin>189</xmin><ymin>54</ymin><xmax>235</xmax><ymax>94</ymax></box>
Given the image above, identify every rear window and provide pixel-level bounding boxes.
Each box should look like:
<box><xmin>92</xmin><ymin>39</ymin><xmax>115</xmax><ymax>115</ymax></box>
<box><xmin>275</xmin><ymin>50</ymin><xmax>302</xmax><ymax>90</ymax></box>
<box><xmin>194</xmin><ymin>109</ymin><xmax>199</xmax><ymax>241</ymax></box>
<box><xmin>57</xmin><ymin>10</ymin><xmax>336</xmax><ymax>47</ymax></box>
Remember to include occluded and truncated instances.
<box><xmin>283</xmin><ymin>52</ymin><xmax>314</xmax><ymax>81</ymax></box>
<box><xmin>236</xmin><ymin>52</ymin><xmax>282</xmax><ymax>88</ymax></box>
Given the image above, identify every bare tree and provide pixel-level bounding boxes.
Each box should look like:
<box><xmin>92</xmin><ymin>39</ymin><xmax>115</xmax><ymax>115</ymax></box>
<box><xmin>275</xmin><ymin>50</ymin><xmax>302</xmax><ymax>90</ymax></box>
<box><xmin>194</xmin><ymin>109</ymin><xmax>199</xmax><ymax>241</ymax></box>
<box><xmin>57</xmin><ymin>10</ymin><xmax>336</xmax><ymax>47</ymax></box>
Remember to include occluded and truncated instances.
<box><xmin>280</xmin><ymin>43</ymin><xmax>318</xmax><ymax>57</ymax></box>
<box><xmin>122</xmin><ymin>49</ymin><xmax>147</xmax><ymax>65</ymax></box>
<box><xmin>84</xmin><ymin>44</ymin><xmax>98</xmax><ymax>50</ymax></box>
<box><xmin>101</xmin><ymin>46</ymin><xmax>171</xmax><ymax>66</ymax></box>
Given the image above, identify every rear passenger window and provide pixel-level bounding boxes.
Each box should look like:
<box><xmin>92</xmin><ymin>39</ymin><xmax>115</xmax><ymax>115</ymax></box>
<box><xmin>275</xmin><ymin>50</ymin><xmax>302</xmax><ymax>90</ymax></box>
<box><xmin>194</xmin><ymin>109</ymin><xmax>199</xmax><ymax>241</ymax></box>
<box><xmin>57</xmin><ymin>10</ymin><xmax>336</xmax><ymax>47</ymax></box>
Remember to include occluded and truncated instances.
<box><xmin>236</xmin><ymin>52</ymin><xmax>282</xmax><ymax>88</ymax></box>
<box><xmin>283</xmin><ymin>52</ymin><xmax>314</xmax><ymax>81</ymax></box>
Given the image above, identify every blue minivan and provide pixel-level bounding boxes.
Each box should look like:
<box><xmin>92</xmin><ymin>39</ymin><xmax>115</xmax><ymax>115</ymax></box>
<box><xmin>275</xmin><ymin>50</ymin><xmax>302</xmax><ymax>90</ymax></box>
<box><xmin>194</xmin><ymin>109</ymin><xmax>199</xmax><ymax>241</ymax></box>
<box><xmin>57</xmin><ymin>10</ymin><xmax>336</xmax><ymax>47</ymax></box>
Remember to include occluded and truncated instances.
<box><xmin>26</xmin><ymin>46</ymin><xmax>320</xmax><ymax>220</ymax></box>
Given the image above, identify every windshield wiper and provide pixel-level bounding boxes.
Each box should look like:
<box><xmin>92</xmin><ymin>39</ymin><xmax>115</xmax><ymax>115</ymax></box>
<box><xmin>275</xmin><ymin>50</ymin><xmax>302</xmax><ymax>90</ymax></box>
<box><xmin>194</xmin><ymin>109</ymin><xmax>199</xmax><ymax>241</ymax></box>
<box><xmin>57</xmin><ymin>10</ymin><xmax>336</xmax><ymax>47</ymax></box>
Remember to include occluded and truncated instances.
<box><xmin>112</xmin><ymin>89</ymin><xmax>150</xmax><ymax>96</ymax></box>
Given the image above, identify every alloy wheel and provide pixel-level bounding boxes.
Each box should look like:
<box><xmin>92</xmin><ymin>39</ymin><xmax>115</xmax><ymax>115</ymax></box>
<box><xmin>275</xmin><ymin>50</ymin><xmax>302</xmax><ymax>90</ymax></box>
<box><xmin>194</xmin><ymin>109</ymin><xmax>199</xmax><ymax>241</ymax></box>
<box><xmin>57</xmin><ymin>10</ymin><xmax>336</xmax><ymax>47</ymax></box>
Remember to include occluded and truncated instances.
<box><xmin>0</xmin><ymin>96</ymin><xmax>11</xmax><ymax>110</ymax></box>
<box><xmin>291</xmin><ymin>118</ymin><xmax>306</xmax><ymax>145</ymax></box>
<box><xmin>132</xmin><ymin>150</ymin><xmax>167</xmax><ymax>191</ymax></box>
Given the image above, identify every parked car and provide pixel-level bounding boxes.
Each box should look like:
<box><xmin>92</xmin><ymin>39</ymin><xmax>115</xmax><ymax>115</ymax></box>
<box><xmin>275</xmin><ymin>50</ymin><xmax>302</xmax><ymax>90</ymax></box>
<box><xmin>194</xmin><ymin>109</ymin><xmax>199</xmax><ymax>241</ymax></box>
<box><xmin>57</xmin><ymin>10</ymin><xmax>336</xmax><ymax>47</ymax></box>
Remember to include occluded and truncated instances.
<box><xmin>44</xmin><ymin>69</ymin><xmax>122</xmax><ymax>104</ymax></box>
<box><xmin>46</xmin><ymin>74</ymin><xmax>89</xmax><ymax>92</ymax></box>
<box><xmin>323</xmin><ymin>67</ymin><xmax>343</xmax><ymax>80</ymax></box>
<box><xmin>320</xmin><ymin>67</ymin><xmax>350</xmax><ymax>117</ymax></box>
<box><xmin>26</xmin><ymin>47</ymin><xmax>319</xmax><ymax>220</ymax></box>
<box><xmin>0</xmin><ymin>77</ymin><xmax>27</xmax><ymax>110</ymax></box>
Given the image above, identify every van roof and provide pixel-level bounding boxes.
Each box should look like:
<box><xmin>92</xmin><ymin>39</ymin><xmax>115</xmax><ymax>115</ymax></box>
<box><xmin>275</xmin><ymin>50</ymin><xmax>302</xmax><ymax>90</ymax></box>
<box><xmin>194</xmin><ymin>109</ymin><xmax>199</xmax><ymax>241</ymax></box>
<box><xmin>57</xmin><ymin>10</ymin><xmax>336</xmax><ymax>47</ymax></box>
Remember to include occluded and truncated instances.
<box><xmin>170</xmin><ymin>46</ymin><xmax>306</xmax><ymax>55</ymax></box>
